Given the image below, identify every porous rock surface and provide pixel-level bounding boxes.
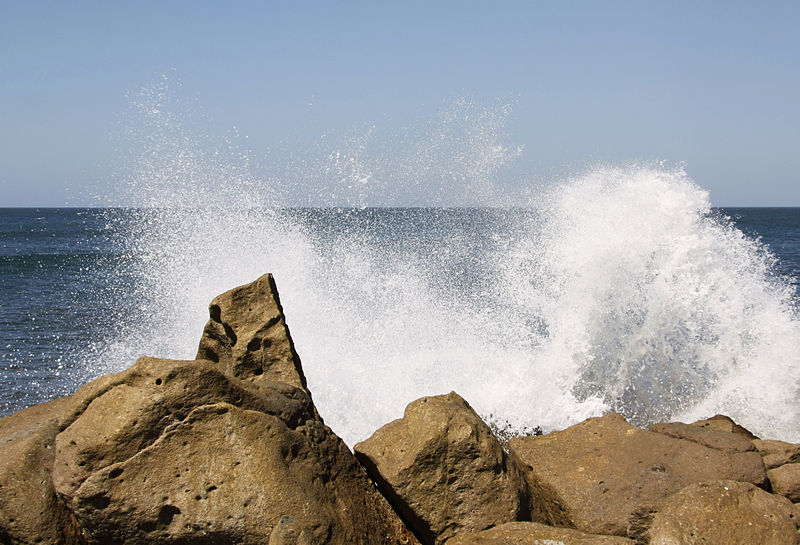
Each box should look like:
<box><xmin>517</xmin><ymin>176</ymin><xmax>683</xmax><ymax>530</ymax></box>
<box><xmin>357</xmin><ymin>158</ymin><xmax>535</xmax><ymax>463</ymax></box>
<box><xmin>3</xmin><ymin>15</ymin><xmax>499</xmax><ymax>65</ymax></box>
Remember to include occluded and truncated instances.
<box><xmin>508</xmin><ymin>413</ymin><xmax>768</xmax><ymax>536</ymax></box>
<box><xmin>354</xmin><ymin>392</ymin><xmax>566</xmax><ymax>545</ymax></box>
<box><xmin>196</xmin><ymin>273</ymin><xmax>308</xmax><ymax>392</ymax></box>
<box><xmin>444</xmin><ymin>521</ymin><xmax>634</xmax><ymax>545</ymax></box>
<box><xmin>630</xmin><ymin>480</ymin><xmax>797</xmax><ymax>545</ymax></box>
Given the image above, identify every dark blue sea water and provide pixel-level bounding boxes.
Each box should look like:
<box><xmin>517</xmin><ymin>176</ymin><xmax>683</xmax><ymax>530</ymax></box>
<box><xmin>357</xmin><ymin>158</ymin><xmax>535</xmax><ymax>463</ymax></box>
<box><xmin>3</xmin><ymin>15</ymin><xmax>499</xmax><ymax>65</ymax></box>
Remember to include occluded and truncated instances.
<box><xmin>2</xmin><ymin>206</ymin><xmax>799</xmax><ymax>443</ymax></box>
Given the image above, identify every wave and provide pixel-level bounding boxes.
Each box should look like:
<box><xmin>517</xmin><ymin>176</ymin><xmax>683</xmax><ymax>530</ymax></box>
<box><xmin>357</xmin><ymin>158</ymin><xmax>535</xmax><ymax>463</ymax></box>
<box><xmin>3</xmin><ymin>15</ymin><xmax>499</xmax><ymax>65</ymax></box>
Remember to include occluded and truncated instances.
<box><xmin>87</xmin><ymin>84</ymin><xmax>800</xmax><ymax>445</ymax></box>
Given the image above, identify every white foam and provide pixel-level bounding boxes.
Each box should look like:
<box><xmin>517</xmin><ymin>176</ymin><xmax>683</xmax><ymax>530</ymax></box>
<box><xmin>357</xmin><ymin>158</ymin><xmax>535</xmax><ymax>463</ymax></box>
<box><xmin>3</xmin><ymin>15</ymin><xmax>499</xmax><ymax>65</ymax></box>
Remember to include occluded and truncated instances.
<box><xmin>91</xmin><ymin>84</ymin><xmax>800</xmax><ymax>444</ymax></box>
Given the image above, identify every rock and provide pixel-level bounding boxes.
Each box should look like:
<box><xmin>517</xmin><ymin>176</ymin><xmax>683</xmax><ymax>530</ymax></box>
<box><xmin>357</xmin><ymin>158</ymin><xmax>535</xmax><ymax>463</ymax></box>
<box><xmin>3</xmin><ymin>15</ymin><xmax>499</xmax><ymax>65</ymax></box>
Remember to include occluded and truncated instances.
<box><xmin>509</xmin><ymin>413</ymin><xmax>768</xmax><ymax>536</ymax></box>
<box><xmin>690</xmin><ymin>414</ymin><xmax>758</xmax><ymax>439</ymax></box>
<box><xmin>444</xmin><ymin>521</ymin><xmax>634</xmax><ymax>545</ymax></box>
<box><xmin>354</xmin><ymin>392</ymin><xmax>564</xmax><ymax>545</ymax></box>
<box><xmin>196</xmin><ymin>273</ymin><xmax>308</xmax><ymax>392</ymax></box>
<box><xmin>768</xmin><ymin>463</ymin><xmax>800</xmax><ymax>502</ymax></box>
<box><xmin>0</xmin><ymin>397</ymin><xmax>77</xmax><ymax>545</ymax></box>
<box><xmin>53</xmin><ymin>356</ymin><xmax>318</xmax><ymax>500</ymax></box>
<box><xmin>754</xmin><ymin>439</ymin><xmax>800</xmax><ymax>470</ymax></box>
<box><xmin>649</xmin><ymin>420</ymin><xmax>756</xmax><ymax>453</ymax></box>
<box><xmin>633</xmin><ymin>480</ymin><xmax>796</xmax><ymax>545</ymax></box>
<box><xmin>792</xmin><ymin>502</ymin><xmax>800</xmax><ymax>528</ymax></box>
<box><xmin>67</xmin><ymin>401</ymin><xmax>413</xmax><ymax>544</ymax></box>
<box><xmin>54</xmin><ymin>355</ymin><xmax>414</xmax><ymax>544</ymax></box>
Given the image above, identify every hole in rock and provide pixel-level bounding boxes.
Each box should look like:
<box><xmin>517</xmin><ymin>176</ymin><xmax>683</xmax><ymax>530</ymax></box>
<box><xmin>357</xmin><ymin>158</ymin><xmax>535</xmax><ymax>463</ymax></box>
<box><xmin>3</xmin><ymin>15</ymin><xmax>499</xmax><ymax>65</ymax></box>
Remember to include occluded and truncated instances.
<box><xmin>109</xmin><ymin>468</ymin><xmax>123</xmax><ymax>479</ymax></box>
<box><xmin>158</xmin><ymin>505</ymin><xmax>181</xmax><ymax>525</ymax></box>
<box><xmin>87</xmin><ymin>494</ymin><xmax>110</xmax><ymax>510</ymax></box>
<box><xmin>155</xmin><ymin>378</ymin><xmax>162</xmax><ymax>385</ymax></box>
<box><xmin>223</xmin><ymin>323</ymin><xmax>237</xmax><ymax>345</ymax></box>
<box><xmin>247</xmin><ymin>337</ymin><xmax>261</xmax><ymax>351</ymax></box>
<box><xmin>209</xmin><ymin>305</ymin><xmax>221</xmax><ymax>322</ymax></box>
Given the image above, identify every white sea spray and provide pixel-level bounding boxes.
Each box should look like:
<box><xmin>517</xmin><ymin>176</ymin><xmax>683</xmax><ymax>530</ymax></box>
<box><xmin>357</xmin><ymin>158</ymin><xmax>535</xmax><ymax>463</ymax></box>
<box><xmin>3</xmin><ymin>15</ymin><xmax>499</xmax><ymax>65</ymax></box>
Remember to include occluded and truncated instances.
<box><xmin>89</xmin><ymin>81</ymin><xmax>800</xmax><ymax>445</ymax></box>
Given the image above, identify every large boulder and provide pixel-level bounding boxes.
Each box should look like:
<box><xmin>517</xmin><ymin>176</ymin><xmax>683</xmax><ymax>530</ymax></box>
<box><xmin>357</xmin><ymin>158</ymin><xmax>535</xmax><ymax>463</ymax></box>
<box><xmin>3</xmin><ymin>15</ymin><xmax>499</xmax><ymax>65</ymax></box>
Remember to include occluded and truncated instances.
<box><xmin>354</xmin><ymin>392</ymin><xmax>565</xmax><ymax>545</ymax></box>
<box><xmin>444</xmin><ymin>522</ymin><xmax>634</xmax><ymax>545</ymax></box>
<box><xmin>630</xmin><ymin>480</ymin><xmax>796</xmax><ymax>545</ymax></box>
<box><xmin>508</xmin><ymin>413</ymin><xmax>768</xmax><ymax>536</ymax></box>
<box><xmin>0</xmin><ymin>397</ymin><xmax>77</xmax><ymax>545</ymax></box>
<box><xmin>65</xmin><ymin>399</ymin><xmax>412</xmax><ymax>544</ymax></box>
<box><xmin>52</xmin><ymin>356</ymin><xmax>318</xmax><ymax>501</ymax></box>
<box><xmin>53</xmin><ymin>358</ymin><xmax>418</xmax><ymax>544</ymax></box>
<box><xmin>46</xmin><ymin>274</ymin><xmax>416</xmax><ymax>545</ymax></box>
<box><xmin>196</xmin><ymin>273</ymin><xmax>308</xmax><ymax>392</ymax></box>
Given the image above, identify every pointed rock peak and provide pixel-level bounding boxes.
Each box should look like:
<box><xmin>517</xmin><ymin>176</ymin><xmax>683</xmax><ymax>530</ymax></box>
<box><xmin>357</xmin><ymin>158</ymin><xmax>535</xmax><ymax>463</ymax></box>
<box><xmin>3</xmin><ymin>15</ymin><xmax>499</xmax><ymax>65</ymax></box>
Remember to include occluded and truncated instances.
<box><xmin>196</xmin><ymin>273</ymin><xmax>308</xmax><ymax>392</ymax></box>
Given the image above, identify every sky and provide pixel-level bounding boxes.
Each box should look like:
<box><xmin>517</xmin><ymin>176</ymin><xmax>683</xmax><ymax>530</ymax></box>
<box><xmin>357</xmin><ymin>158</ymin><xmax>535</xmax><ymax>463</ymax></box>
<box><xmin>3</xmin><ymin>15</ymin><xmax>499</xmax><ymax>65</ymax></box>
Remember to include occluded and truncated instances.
<box><xmin>1</xmin><ymin>1</ymin><xmax>798</xmax><ymax>207</ymax></box>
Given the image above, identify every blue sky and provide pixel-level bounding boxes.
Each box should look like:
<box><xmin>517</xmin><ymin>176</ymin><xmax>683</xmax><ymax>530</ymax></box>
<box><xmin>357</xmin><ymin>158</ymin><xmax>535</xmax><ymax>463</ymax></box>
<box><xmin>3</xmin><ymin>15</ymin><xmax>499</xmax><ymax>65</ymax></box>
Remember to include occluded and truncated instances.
<box><xmin>1</xmin><ymin>1</ymin><xmax>798</xmax><ymax>206</ymax></box>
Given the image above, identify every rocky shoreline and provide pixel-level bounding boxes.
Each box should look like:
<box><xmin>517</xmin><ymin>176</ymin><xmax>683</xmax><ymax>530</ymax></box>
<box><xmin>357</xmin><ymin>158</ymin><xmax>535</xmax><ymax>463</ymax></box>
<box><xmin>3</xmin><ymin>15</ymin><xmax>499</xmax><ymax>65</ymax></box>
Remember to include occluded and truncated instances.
<box><xmin>2</xmin><ymin>274</ymin><xmax>799</xmax><ymax>544</ymax></box>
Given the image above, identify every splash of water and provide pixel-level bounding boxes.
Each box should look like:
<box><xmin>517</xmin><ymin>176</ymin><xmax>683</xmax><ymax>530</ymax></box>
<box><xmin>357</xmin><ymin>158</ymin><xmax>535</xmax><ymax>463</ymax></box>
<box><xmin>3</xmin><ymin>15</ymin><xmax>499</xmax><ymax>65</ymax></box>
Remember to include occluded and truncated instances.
<box><xmin>92</xmin><ymin>82</ymin><xmax>800</xmax><ymax>445</ymax></box>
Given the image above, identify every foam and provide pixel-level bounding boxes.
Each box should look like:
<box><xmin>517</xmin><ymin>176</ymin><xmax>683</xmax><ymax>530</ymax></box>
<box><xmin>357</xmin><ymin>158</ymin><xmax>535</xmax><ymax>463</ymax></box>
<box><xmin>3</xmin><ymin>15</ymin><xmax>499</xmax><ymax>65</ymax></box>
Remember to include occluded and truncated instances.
<box><xmin>90</xmin><ymin>86</ymin><xmax>800</xmax><ymax>445</ymax></box>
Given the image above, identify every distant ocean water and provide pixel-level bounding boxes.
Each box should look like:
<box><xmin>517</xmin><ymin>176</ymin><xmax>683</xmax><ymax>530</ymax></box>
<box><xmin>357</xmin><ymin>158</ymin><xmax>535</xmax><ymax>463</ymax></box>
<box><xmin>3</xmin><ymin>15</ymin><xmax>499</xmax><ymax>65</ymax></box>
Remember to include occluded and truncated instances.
<box><xmin>2</xmin><ymin>201</ymin><xmax>799</xmax><ymax>445</ymax></box>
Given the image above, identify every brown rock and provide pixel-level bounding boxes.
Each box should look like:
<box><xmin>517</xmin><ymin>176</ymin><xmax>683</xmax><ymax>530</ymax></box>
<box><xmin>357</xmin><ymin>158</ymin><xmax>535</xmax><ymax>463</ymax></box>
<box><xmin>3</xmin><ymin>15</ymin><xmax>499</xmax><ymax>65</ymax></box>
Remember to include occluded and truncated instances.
<box><xmin>509</xmin><ymin>413</ymin><xmax>768</xmax><ymax>536</ymax></box>
<box><xmin>444</xmin><ymin>521</ymin><xmax>634</xmax><ymax>545</ymax></box>
<box><xmin>53</xmin><ymin>356</ymin><xmax>317</xmax><ymax>500</ymax></box>
<box><xmin>649</xmin><ymin>420</ymin><xmax>756</xmax><ymax>453</ymax></box>
<box><xmin>196</xmin><ymin>273</ymin><xmax>308</xmax><ymax>392</ymax></box>
<box><xmin>354</xmin><ymin>392</ymin><xmax>563</xmax><ymax>545</ymax></box>
<box><xmin>53</xmin><ymin>355</ymin><xmax>413</xmax><ymax>545</ymax></box>
<box><xmin>769</xmin><ymin>463</ymin><xmax>800</xmax><ymax>502</ymax></box>
<box><xmin>0</xmin><ymin>397</ymin><xmax>76</xmax><ymax>545</ymax></box>
<box><xmin>637</xmin><ymin>480</ymin><xmax>796</xmax><ymax>545</ymax></box>
<box><xmin>691</xmin><ymin>414</ymin><xmax>758</xmax><ymax>439</ymax></box>
<box><xmin>754</xmin><ymin>439</ymin><xmax>800</xmax><ymax>470</ymax></box>
<box><xmin>69</xmin><ymin>402</ymin><xmax>412</xmax><ymax>544</ymax></box>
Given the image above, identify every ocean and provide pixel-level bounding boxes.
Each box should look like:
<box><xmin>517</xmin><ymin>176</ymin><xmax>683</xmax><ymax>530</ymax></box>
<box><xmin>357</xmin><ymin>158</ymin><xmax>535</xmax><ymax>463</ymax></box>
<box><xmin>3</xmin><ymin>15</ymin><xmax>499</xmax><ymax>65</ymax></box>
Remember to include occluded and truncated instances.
<box><xmin>2</xmin><ymin>192</ymin><xmax>799</xmax><ymax>446</ymax></box>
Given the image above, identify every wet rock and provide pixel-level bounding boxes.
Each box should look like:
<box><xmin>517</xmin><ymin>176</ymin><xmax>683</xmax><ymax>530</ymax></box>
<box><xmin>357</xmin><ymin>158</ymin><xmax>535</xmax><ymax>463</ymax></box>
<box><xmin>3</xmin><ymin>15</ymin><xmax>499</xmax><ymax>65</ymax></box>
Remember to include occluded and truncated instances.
<box><xmin>354</xmin><ymin>392</ymin><xmax>563</xmax><ymax>545</ymax></box>
<box><xmin>196</xmin><ymin>273</ymin><xmax>308</xmax><ymax>392</ymax></box>
<box><xmin>768</xmin><ymin>463</ymin><xmax>800</xmax><ymax>502</ymax></box>
<box><xmin>509</xmin><ymin>413</ymin><xmax>768</xmax><ymax>536</ymax></box>
<box><xmin>754</xmin><ymin>439</ymin><xmax>800</xmax><ymax>470</ymax></box>
<box><xmin>633</xmin><ymin>480</ymin><xmax>796</xmax><ymax>545</ymax></box>
<box><xmin>0</xmin><ymin>397</ymin><xmax>76</xmax><ymax>545</ymax></box>
<box><xmin>444</xmin><ymin>521</ymin><xmax>634</xmax><ymax>545</ymax></box>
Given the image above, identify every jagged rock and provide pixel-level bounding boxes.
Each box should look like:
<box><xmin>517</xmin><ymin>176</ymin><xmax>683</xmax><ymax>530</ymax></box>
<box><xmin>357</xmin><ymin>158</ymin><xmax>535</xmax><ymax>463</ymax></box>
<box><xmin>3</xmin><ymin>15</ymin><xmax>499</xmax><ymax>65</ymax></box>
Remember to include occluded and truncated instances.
<box><xmin>690</xmin><ymin>414</ymin><xmax>758</xmax><ymax>439</ymax></box>
<box><xmin>631</xmin><ymin>480</ymin><xmax>796</xmax><ymax>545</ymax></box>
<box><xmin>649</xmin><ymin>420</ymin><xmax>757</xmax><ymax>453</ymax></box>
<box><xmin>53</xmin><ymin>357</ymin><xmax>413</xmax><ymax>544</ymax></box>
<box><xmin>768</xmin><ymin>463</ymin><xmax>800</xmax><ymax>502</ymax></box>
<box><xmin>196</xmin><ymin>273</ymin><xmax>308</xmax><ymax>392</ymax></box>
<box><xmin>754</xmin><ymin>439</ymin><xmax>800</xmax><ymax>470</ymax></box>
<box><xmin>0</xmin><ymin>397</ymin><xmax>76</xmax><ymax>545</ymax></box>
<box><xmin>444</xmin><ymin>521</ymin><xmax>634</xmax><ymax>545</ymax></box>
<box><xmin>509</xmin><ymin>413</ymin><xmax>768</xmax><ymax>536</ymax></box>
<box><xmin>354</xmin><ymin>392</ymin><xmax>564</xmax><ymax>545</ymax></box>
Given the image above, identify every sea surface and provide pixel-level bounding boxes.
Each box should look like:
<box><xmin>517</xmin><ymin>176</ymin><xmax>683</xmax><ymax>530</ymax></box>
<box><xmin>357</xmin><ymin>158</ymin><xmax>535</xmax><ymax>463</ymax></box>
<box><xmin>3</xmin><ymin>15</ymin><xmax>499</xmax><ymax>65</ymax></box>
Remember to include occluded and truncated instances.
<box><xmin>1</xmin><ymin>203</ymin><xmax>799</xmax><ymax>444</ymax></box>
